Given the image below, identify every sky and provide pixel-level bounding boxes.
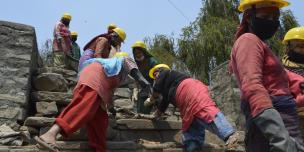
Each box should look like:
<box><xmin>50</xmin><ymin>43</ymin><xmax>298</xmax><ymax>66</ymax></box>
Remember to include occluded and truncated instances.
<box><xmin>0</xmin><ymin>0</ymin><xmax>303</xmax><ymax>55</ymax></box>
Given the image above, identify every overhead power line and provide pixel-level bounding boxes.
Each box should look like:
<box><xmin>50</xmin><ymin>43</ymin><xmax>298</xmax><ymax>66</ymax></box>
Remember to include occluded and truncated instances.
<box><xmin>167</xmin><ymin>0</ymin><xmax>191</xmax><ymax>22</ymax></box>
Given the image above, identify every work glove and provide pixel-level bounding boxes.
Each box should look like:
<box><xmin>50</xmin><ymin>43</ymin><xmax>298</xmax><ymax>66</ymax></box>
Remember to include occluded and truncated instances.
<box><xmin>253</xmin><ymin>108</ymin><xmax>298</xmax><ymax>152</ymax></box>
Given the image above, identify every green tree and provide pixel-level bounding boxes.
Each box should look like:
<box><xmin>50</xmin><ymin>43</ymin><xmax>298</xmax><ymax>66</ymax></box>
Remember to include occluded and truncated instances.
<box><xmin>143</xmin><ymin>1</ymin><xmax>299</xmax><ymax>84</ymax></box>
<box><xmin>178</xmin><ymin>0</ymin><xmax>240</xmax><ymax>83</ymax></box>
<box><xmin>144</xmin><ymin>34</ymin><xmax>176</xmax><ymax>67</ymax></box>
<box><xmin>39</xmin><ymin>39</ymin><xmax>53</xmax><ymax>67</ymax></box>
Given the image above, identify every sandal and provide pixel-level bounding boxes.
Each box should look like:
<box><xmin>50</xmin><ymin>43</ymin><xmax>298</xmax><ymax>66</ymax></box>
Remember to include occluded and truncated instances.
<box><xmin>34</xmin><ymin>136</ymin><xmax>60</xmax><ymax>152</ymax></box>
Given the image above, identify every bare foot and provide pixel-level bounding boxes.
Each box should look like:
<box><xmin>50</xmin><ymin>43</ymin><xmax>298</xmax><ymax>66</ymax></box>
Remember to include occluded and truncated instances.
<box><xmin>39</xmin><ymin>132</ymin><xmax>57</xmax><ymax>144</ymax></box>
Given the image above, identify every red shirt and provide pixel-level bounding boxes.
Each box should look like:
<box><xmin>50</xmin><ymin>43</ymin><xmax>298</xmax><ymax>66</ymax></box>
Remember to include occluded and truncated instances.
<box><xmin>230</xmin><ymin>33</ymin><xmax>291</xmax><ymax>117</ymax></box>
<box><xmin>286</xmin><ymin>69</ymin><xmax>304</xmax><ymax>107</ymax></box>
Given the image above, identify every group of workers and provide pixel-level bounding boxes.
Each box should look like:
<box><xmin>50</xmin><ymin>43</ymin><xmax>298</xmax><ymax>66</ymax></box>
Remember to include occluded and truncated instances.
<box><xmin>34</xmin><ymin>0</ymin><xmax>304</xmax><ymax>152</ymax></box>
<box><xmin>52</xmin><ymin>13</ymin><xmax>81</xmax><ymax>68</ymax></box>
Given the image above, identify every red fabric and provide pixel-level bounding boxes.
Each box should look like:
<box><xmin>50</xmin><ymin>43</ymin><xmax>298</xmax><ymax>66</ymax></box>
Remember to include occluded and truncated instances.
<box><xmin>175</xmin><ymin>78</ymin><xmax>220</xmax><ymax>131</ymax></box>
<box><xmin>83</xmin><ymin>33</ymin><xmax>109</xmax><ymax>50</ymax></box>
<box><xmin>76</xmin><ymin>62</ymin><xmax>120</xmax><ymax>110</ymax></box>
<box><xmin>52</xmin><ymin>21</ymin><xmax>71</xmax><ymax>53</ymax></box>
<box><xmin>83</xmin><ymin>34</ymin><xmax>111</xmax><ymax>58</ymax></box>
<box><xmin>286</xmin><ymin>69</ymin><xmax>304</xmax><ymax>107</ymax></box>
<box><xmin>56</xmin><ymin>85</ymin><xmax>108</xmax><ymax>152</ymax></box>
<box><xmin>230</xmin><ymin>33</ymin><xmax>291</xmax><ymax>118</ymax></box>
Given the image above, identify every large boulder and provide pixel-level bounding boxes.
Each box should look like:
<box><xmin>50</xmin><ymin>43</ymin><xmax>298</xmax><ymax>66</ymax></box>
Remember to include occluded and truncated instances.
<box><xmin>33</xmin><ymin>73</ymin><xmax>68</xmax><ymax>92</ymax></box>
<box><xmin>0</xmin><ymin>21</ymin><xmax>40</xmax><ymax>126</ymax></box>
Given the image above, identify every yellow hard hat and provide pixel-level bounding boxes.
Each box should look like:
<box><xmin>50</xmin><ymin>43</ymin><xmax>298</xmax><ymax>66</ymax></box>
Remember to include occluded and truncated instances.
<box><xmin>149</xmin><ymin>64</ymin><xmax>171</xmax><ymax>79</ymax></box>
<box><xmin>283</xmin><ymin>27</ymin><xmax>304</xmax><ymax>44</ymax></box>
<box><xmin>108</xmin><ymin>23</ymin><xmax>117</xmax><ymax>30</ymax></box>
<box><xmin>238</xmin><ymin>0</ymin><xmax>289</xmax><ymax>12</ymax></box>
<box><xmin>71</xmin><ymin>31</ymin><xmax>78</xmax><ymax>37</ymax></box>
<box><xmin>132</xmin><ymin>41</ymin><xmax>147</xmax><ymax>50</ymax></box>
<box><xmin>114</xmin><ymin>52</ymin><xmax>129</xmax><ymax>58</ymax></box>
<box><xmin>62</xmin><ymin>13</ymin><xmax>72</xmax><ymax>20</ymax></box>
<box><xmin>112</xmin><ymin>28</ymin><xmax>126</xmax><ymax>42</ymax></box>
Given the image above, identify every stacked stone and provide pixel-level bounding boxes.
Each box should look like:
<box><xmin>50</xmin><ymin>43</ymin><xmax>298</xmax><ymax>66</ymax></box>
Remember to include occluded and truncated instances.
<box><xmin>0</xmin><ymin>21</ymin><xmax>40</xmax><ymax>131</ymax></box>
<box><xmin>21</xmin><ymin>67</ymin><xmax>186</xmax><ymax>151</ymax></box>
<box><xmin>209</xmin><ymin>61</ymin><xmax>245</xmax><ymax>131</ymax></box>
<box><xmin>1</xmin><ymin>20</ymin><xmax>246</xmax><ymax>151</ymax></box>
<box><xmin>21</xmin><ymin>67</ymin><xmax>76</xmax><ymax>139</ymax></box>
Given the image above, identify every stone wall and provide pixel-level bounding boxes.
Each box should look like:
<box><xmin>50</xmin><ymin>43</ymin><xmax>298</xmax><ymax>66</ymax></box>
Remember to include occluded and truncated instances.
<box><xmin>209</xmin><ymin>61</ymin><xmax>245</xmax><ymax>130</ymax></box>
<box><xmin>0</xmin><ymin>21</ymin><xmax>40</xmax><ymax>129</ymax></box>
<box><xmin>210</xmin><ymin>61</ymin><xmax>304</xmax><ymax>139</ymax></box>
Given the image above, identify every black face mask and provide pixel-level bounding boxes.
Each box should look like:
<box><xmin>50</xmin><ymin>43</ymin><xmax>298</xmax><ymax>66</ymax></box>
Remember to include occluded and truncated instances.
<box><xmin>250</xmin><ymin>16</ymin><xmax>280</xmax><ymax>41</ymax></box>
<box><xmin>288</xmin><ymin>50</ymin><xmax>304</xmax><ymax>64</ymax></box>
<box><xmin>62</xmin><ymin>20</ymin><xmax>70</xmax><ymax>27</ymax></box>
<box><xmin>71</xmin><ymin>37</ymin><xmax>77</xmax><ymax>42</ymax></box>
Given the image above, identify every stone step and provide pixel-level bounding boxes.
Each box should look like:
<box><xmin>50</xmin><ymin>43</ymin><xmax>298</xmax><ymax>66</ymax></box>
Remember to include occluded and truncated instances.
<box><xmin>116</xmin><ymin>119</ymin><xmax>181</xmax><ymax>130</ymax></box>
<box><xmin>36</xmin><ymin>67</ymin><xmax>77</xmax><ymax>78</ymax></box>
<box><xmin>31</xmin><ymin>91</ymin><xmax>72</xmax><ymax>105</ymax></box>
<box><xmin>24</xmin><ymin>117</ymin><xmax>55</xmax><ymax>128</ymax></box>
<box><xmin>23</xmin><ymin>117</ymin><xmax>182</xmax><ymax>142</ymax></box>
<box><xmin>0</xmin><ymin>140</ymin><xmax>245</xmax><ymax>152</ymax></box>
<box><xmin>0</xmin><ymin>141</ymin><xmax>140</xmax><ymax>152</ymax></box>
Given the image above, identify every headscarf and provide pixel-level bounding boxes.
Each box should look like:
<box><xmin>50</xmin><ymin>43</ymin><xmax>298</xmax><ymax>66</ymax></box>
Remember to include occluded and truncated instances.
<box><xmin>83</xmin><ymin>33</ymin><xmax>110</xmax><ymax>51</ymax></box>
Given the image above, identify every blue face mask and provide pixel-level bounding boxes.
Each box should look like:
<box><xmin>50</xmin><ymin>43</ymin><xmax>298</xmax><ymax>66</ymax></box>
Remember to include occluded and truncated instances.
<box><xmin>250</xmin><ymin>16</ymin><xmax>280</xmax><ymax>41</ymax></box>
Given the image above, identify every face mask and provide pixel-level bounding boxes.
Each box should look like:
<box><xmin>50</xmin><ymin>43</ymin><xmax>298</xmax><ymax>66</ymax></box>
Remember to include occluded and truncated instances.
<box><xmin>288</xmin><ymin>50</ymin><xmax>304</xmax><ymax>64</ymax></box>
<box><xmin>110</xmin><ymin>34</ymin><xmax>120</xmax><ymax>47</ymax></box>
<box><xmin>62</xmin><ymin>20</ymin><xmax>70</xmax><ymax>27</ymax></box>
<box><xmin>71</xmin><ymin>37</ymin><xmax>77</xmax><ymax>42</ymax></box>
<box><xmin>135</xmin><ymin>56</ymin><xmax>145</xmax><ymax>61</ymax></box>
<box><xmin>250</xmin><ymin>16</ymin><xmax>280</xmax><ymax>41</ymax></box>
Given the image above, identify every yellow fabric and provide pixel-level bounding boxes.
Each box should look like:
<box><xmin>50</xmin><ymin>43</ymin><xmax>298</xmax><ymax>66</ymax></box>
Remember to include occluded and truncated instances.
<box><xmin>238</xmin><ymin>0</ymin><xmax>289</xmax><ymax>12</ymax></box>
<box><xmin>283</xmin><ymin>27</ymin><xmax>304</xmax><ymax>44</ymax></box>
<box><xmin>282</xmin><ymin>55</ymin><xmax>304</xmax><ymax>68</ymax></box>
<box><xmin>114</xmin><ymin>52</ymin><xmax>129</xmax><ymax>58</ymax></box>
<box><xmin>112</xmin><ymin>28</ymin><xmax>126</xmax><ymax>42</ymax></box>
<box><xmin>62</xmin><ymin>13</ymin><xmax>72</xmax><ymax>20</ymax></box>
<box><xmin>132</xmin><ymin>41</ymin><xmax>147</xmax><ymax>50</ymax></box>
<box><xmin>149</xmin><ymin>64</ymin><xmax>171</xmax><ymax>79</ymax></box>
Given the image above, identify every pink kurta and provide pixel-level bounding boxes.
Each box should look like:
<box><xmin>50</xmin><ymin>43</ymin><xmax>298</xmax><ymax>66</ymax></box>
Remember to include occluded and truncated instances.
<box><xmin>175</xmin><ymin>78</ymin><xmax>220</xmax><ymax>131</ymax></box>
<box><xmin>229</xmin><ymin>33</ymin><xmax>291</xmax><ymax>117</ymax></box>
<box><xmin>76</xmin><ymin>62</ymin><xmax>120</xmax><ymax>110</ymax></box>
<box><xmin>52</xmin><ymin>21</ymin><xmax>71</xmax><ymax>53</ymax></box>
